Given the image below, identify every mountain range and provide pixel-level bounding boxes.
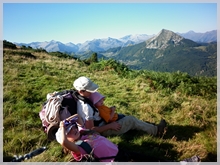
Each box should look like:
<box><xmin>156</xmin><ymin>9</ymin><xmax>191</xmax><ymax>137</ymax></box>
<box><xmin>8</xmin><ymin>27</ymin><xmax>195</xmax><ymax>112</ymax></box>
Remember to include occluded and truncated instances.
<box><xmin>14</xmin><ymin>30</ymin><xmax>216</xmax><ymax>54</ymax></box>
<box><xmin>14</xmin><ymin>29</ymin><xmax>217</xmax><ymax>77</ymax></box>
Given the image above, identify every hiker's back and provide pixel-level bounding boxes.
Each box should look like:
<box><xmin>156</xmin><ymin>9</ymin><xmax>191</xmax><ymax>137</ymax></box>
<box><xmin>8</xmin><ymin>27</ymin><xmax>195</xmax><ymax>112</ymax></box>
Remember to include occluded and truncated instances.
<box><xmin>76</xmin><ymin>99</ymin><xmax>102</xmax><ymax>124</ymax></box>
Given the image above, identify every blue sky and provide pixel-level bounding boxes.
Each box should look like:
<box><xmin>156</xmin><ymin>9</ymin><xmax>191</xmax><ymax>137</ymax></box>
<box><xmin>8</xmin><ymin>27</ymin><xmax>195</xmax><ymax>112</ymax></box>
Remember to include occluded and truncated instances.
<box><xmin>3</xmin><ymin>3</ymin><xmax>217</xmax><ymax>44</ymax></box>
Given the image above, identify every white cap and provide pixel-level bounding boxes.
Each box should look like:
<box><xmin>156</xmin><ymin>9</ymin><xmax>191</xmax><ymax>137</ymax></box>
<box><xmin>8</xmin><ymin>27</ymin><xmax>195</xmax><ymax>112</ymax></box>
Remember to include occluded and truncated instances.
<box><xmin>73</xmin><ymin>76</ymin><xmax>99</xmax><ymax>93</ymax></box>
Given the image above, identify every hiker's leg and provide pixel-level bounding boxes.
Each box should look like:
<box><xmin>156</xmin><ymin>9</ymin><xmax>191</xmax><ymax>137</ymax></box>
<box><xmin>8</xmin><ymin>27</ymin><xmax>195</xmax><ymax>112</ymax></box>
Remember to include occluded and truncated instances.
<box><xmin>120</xmin><ymin>116</ymin><xmax>158</xmax><ymax>135</ymax></box>
<box><xmin>101</xmin><ymin>116</ymin><xmax>158</xmax><ymax>136</ymax></box>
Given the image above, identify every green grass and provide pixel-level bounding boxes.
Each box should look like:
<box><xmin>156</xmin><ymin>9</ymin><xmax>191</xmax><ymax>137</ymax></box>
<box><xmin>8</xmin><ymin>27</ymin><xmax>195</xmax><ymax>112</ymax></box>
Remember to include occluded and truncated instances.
<box><xmin>3</xmin><ymin>48</ymin><xmax>217</xmax><ymax>162</ymax></box>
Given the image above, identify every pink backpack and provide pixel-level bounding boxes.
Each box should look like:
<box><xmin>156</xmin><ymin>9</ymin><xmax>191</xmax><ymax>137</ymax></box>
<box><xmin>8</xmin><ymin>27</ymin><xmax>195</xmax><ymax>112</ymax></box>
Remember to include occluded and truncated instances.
<box><xmin>39</xmin><ymin>90</ymin><xmax>77</xmax><ymax>140</ymax></box>
<box><xmin>39</xmin><ymin>89</ymin><xmax>98</xmax><ymax>141</ymax></box>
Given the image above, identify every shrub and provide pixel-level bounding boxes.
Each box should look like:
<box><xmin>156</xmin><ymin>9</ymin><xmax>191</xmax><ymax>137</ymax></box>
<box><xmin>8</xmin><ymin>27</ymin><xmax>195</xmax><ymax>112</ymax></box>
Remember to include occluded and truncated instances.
<box><xmin>3</xmin><ymin>40</ymin><xmax>17</xmax><ymax>49</ymax></box>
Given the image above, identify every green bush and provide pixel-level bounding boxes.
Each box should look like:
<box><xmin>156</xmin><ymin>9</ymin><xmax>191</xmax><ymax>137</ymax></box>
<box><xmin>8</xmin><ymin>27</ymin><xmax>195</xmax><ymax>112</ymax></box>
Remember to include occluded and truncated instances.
<box><xmin>3</xmin><ymin>40</ymin><xmax>17</xmax><ymax>49</ymax></box>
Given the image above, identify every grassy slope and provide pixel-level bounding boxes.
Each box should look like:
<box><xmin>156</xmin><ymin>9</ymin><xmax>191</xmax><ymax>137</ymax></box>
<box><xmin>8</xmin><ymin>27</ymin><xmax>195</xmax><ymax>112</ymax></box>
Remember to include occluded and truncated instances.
<box><xmin>3</xmin><ymin>48</ymin><xmax>217</xmax><ymax>162</ymax></box>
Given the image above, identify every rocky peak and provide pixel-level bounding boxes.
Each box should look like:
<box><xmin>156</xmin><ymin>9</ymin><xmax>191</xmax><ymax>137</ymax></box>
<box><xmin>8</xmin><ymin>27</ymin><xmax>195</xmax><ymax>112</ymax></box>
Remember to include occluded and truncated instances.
<box><xmin>145</xmin><ymin>29</ymin><xmax>184</xmax><ymax>49</ymax></box>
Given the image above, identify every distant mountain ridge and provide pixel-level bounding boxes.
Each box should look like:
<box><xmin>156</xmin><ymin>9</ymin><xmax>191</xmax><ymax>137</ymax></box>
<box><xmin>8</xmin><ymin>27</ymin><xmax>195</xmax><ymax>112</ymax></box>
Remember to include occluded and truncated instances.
<box><xmin>15</xmin><ymin>34</ymin><xmax>154</xmax><ymax>54</ymax></box>
<box><xmin>14</xmin><ymin>29</ymin><xmax>216</xmax><ymax>54</ymax></box>
<box><xmin>177</xmin><ymin>30</ymin><xmax>217</xmax><ymax>43</ymax></box>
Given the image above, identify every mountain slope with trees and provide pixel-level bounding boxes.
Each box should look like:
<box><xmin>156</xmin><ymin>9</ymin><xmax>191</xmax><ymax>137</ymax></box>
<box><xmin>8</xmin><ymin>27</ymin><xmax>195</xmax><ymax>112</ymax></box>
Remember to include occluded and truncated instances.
<box><xmin>100</xmin><ymin>29</ymin><xmax>217</xmax><ymax>77</ymax></box>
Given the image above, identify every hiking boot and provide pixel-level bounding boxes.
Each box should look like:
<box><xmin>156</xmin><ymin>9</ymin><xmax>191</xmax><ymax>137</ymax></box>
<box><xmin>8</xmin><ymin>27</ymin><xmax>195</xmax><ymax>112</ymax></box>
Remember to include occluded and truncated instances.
<box><xmin>156</xmin><ymin>119</ymin><xmax>167</xmax><ymax>137</ymax></box>
<box><xmin>181</xmin><ymin>155</ymin><xmax>200</xmax><ymax>162</ymax></box>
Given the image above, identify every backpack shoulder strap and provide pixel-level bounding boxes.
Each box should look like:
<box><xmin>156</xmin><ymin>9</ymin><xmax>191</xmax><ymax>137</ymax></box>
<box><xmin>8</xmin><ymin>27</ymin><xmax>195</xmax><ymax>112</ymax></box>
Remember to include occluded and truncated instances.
<box><xmin>75</xmin><ymin>140</ymin><xmax>93</xmax><ymax>154</ymax></box>
<box><xmin>72</xmin><ymin>91</ymin><xmax>98</xmax><ymax>115</ymax></box>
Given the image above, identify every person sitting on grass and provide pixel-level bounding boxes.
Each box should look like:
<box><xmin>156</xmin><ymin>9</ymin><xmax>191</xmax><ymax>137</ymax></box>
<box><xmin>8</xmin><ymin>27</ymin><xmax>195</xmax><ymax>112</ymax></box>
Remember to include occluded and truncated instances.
<box><xmin>73</xmin><ymin>76</ymin><xmax>167</xmax><ymax>137</ymax></box>
<box><xmin>89</xmin><ymin>91</ymin><xmax>125</xmax><ymax>123</ymax></box>
<box><xmin>55</xmin><ymin>114</ymin><xmax>200</xmax><ymax>162</ymax></box>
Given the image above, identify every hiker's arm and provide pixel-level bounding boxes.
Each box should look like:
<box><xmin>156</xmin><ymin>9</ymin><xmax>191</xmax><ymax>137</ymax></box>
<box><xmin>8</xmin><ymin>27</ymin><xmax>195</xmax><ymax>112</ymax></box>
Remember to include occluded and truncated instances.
<box><xmin>66</xmin><ymin>114</ymin><xmax>84</xmax><ymax>127</ymax></box>
<box><xmin>59</xmin><ymin>121</ymin><xmax>81</xmax><ymax>154</ymax></box>
<box><xmin>85</xmin><ymin>120</ymin><xmax>121</xmax><ymax>133</ymax></box>
<box><xmin>66</xmin><ymin>114</ymin><xmax>78</xmax><ymax>121</ymax></box>
<box><xmin>82</xmin><ymin>104</ymin><xmax>121</xmax><ymax>132</ymax></box>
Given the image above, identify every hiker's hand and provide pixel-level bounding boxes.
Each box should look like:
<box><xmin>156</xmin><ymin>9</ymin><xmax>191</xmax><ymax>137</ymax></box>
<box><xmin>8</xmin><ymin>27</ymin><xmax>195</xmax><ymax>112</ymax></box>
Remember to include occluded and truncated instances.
<box><xmin>58</xmin><ymin>121</ymin><xmax>66</xmax><ymax>143</ymax></box>
<box><xmin>59</xmin><ymin>121</ymin><xmax>65</xmax><ymax>128</ymax></box>
<box><xmin>110</xmin><ymin>122</ymin><xmax>121</xmax><ymax>131</ymax></box>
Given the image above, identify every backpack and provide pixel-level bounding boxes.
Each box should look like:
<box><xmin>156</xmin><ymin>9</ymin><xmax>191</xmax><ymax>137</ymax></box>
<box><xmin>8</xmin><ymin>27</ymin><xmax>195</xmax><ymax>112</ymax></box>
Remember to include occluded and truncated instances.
<box><xmin>39</xmin><ymin>89</ymin><xmax>98</xmax><ymax>141</ymax></box>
